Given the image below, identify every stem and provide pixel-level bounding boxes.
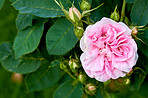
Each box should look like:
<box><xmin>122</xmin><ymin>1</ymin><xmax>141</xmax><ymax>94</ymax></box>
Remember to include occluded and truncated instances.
<box><xmin>86</xmin><ymin>16</ymin><xmax>91</xmax><ymax>25</ymax></box>
<box><xmin>120</xmin><ymin>0</ymin><xmax>126</xmax><ymax>22</ymax></box>
<box><xmin>67</xmin><ymin>71</ymin><xmax>77</xmax><ymax>80</ymax></box>
<box><xmin>12</xmin><ymin>84</ymin><xmax>21</xmax><ymax>98</ymax></box>
<box><xmin>134</xmin><ymin>67</ymin><xmax>147</xmax><ymax>74</ymax></box>
<box><xmin>82</xmin><ymin>3</ymin><xmax>104</xmax><ymax>17</ymax></box>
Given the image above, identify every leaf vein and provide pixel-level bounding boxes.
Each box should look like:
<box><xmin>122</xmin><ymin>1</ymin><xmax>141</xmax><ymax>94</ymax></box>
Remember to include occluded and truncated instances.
<box><xmin>48</xmin><ymin>24</ymin><xmax>73</xmax><ymax>53</ymax></box>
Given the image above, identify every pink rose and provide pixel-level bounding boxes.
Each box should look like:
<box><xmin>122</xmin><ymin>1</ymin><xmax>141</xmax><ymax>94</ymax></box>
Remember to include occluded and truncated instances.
<box><xmin>80</xmin><ymin>17</ymin><xmax>138</xmax><ymax>82</ymax></box>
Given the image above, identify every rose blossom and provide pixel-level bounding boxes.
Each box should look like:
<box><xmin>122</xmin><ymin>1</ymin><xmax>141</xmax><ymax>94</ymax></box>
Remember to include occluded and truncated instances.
<box><xmin>80</xmin><ymin>17</ymin><xmax>138</xmax><ymax>82</ymax></box>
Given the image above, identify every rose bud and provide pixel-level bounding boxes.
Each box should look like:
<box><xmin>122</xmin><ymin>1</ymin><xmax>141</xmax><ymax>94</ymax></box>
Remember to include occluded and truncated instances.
<box><xmin>110</xmin><ymin>5</ymin><xmax>120</xmax><ymax>21</ymax></box>
<box><xmin>132</xmin><ymin>27</ymin><xmax>138</xmax><ymax>35</ymax></box>
<box><xmin>124</xmin><ymin>78</ymin><xmax>131</xmax><ymax>85</ymax></box>
<box><xmin>60</xmin><ymin>62</ymin><xmax>69</xmax><ymax>72</ymax></box>
<box><xmin>80</xmin><ymin>0</ymin><xmax>91</xmax><ymax>11</ymax></box>
<box><xmin>69</xmin><ymin>59</ymin><xmax>81</xmax><ymax>73</ymax></box>
<box><xmin>11</xmin><ymin>73</ymin><xmax>23</xmax><ymax>84</ymax></box>
<box><xmin>78</xmin><ymin>73</ymin><xmax>87</xmax><ymax>84</ymax></box>
<box><xmin>74</xmin><ymin>27</ymin><xmax>84</xmax><ymax>40</ymax></box>
<box><xmin>116</xmin><ymin>77</ymin><xmax>131</xmax><ymax>85</ymax></box>
<box><xmin>69</xmin><ymin>7</ymin><xmax>82</xmax><ymax>23</ymax></box>
<box><xmin>85</xmin><ymin>83</ymin><xmax>97</xmax><ymax>95</ymax></box>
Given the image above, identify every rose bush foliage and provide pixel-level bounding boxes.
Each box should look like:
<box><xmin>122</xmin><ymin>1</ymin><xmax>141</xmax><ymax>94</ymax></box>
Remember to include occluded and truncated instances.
<box><xmin>0</xmin><ymin>0</ymin><xmax>148</xmax><ymax>97</ymax></box>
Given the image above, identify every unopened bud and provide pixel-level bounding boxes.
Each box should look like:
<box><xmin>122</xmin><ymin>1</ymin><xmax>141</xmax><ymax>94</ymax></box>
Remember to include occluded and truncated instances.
<box><xmin>117</xmin><ymin>77</ymin><xmax>131</xmax><ymax>85</ymax></box>
<box><xmin>69</xmin><ymin>59</ymin><xmax>80</xmax><ymax>73</ymax></box>
<box><xmin>69</xmin><ymin>7</ymin><xmax>81</xmax><ymax>23</ymax></box>
<box><xmin>132</xmin><ymin>27</ymin><xmax>138</xmax><ymax>35</ymax></box>
<box><xmin>124</xmin><ymin>78</ymin><xmax>131</xmax><ymax>85</ymax></box>
<box><xmin>74</xmin><ymin>27</ymin><xmax>84</xmax><ymax>40</ymax></box>
<box><xmin>78</xmin><ymin>73</ymin><xmax>87</xmax><ymax>84</ymax></box>
<box><xmin>124</xmin><ymin>16</ymin><xmax>130</xmax><ymax>25</ymax></box>
<box><xmin>85</xmin><ymin>83</ymin><xmax>97</xmax><ymax>95</ymax></box>
<box><xmin>110</xmin><ymin>5</ymin><xmax>120</xmax><ymax>21</ymax></box>
<box><xmin>60</xmin><ymin>62</ymin><xmax>69</xmax><ymax>72</ymax></box>
<box><xmin>80</xmin><ymin>0</ymin><xmax>91</xmax><ymax>11</ymax></box>
<box><xmin>11</xmin><ymin>73</ymin><xmax>23</xmax><ymax>84</ymax></box>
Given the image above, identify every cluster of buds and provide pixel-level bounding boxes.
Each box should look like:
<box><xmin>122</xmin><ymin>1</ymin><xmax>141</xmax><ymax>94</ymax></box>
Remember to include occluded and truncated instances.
<box><xmin>54</xmin><ymin>0</ymin><xmax>103</xmax><ymax>40</ymax></box>
<box><xmin>54</xmin><ymin>0</ymin><xmax>84</xmax><ymax>40</ymax></box>
<box><xmin>60</xmin><ymin>56</ymin><xmax>98</xmax><ymax>95</ymax></box>
<box><xmin>68</xmin><ymin>7</ymin><xmax>84</xmax><ymax>39</ymax></box>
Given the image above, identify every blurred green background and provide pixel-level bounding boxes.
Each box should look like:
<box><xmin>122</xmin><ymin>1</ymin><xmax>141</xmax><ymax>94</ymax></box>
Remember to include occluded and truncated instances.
<box><xmin>0</xmin><ymin>64</ymin><xmax>56</xmax><ymax>98</ymax></box>
<box><xmin>0</xmin><ymin>0</ymin><xmax>148</xmax><ymax>98</ymax></box>
<box><xmin>0</xmin><ymin>0</ymin><xmax>17</xmax><ymax>43</ymax></box>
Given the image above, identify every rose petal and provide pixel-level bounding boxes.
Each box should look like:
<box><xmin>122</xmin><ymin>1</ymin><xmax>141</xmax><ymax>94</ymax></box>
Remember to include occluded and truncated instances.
<box><xmin>119</xmin><ymin>22</ymin><xmax>132</xmax><ymax>35</ymax></box>
<box><xmin>85</xmin><ymin>55</ymin><xmax>104</xmax><ymax>71</ymax></box>
<box><xmin>95</xmin><ymin>72</ymin><xmax>110</xmax><ymax>82</ymax></box>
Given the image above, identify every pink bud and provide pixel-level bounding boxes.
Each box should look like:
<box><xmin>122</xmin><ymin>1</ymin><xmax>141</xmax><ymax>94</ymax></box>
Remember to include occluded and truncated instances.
<box><xmin>11</xmin><ymin>73</ymin><xmax>23</xmax><ymax>83</ymax></box>
<box><xmin>88</xmin><ymin>85</ymin><xmax>96</xmax><ymax>91</ymax></box>
<box><xmin>69</xmin><ymin>7</ymin><xmax>81</xmax><ymax>22</ymax></box>
<box><xmin>132</xmin><ymin>27</ymin><xmax>138</xmax><ymax>35</ymax></box>
<box><xmin>85</xmin><ymin>83</ymin><xmax>97</xmax><ymax>95</ymax></box>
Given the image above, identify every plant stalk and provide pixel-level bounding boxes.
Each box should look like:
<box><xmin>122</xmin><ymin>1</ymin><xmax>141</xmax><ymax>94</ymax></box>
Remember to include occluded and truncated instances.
<box><xmin>67</xmin><ymin>71</ymin><xmax>77</xmax><ymax>80</ymax></box>
<box><xmin>86</xmin><ymin>16</ymin><xmax>91</xmax><ymax>25</ymax></box>
<box><xmin>120</xmin><ymin>0</ymin><xmax>126</xmax><ymax>22</ymax></box>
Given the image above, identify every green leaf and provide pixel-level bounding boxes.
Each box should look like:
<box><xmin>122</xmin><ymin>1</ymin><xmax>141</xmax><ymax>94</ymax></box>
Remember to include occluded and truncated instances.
<box><xmin>13</xmin><ymin>22</ymin><xmax>44</xmax><ymax>59</ymax></box>
<box><xmin>43</xmin><ymin>84</ymin><xmax>59</xmax><ymax>98</ymax></box>
<box><xmin>131</xmin><ymin>0</ymin><xmax>148</xmax><ymax>25</ymax></box>
<box><xmin>12</xmin><ymin>0</ymin><xmax>70</xmax><ymax>18</ymax></box>
<box><xmin>0</xmin><ymin>42</ymin><xmax>12</xmax><ymax>61</ymax></box>
<box><xmin>90</xmin><ymin>0</ymin><xmax>122</xmax><ymax>22</ymax></box>
<box><xmin>126</xmin><ymin>0</ymin><xmax>135</xmax><ymax>3</ymax></box>
<box><xmin>129</xmin><ymin>69</ymin><xmax>146</xmax><ymax>91</ymax></box>
<box><xmin>0</xmin><ymin>42</ymin><xmax>42</xmax><ymax>74</ymax></box>
<box><xmin>54</xmin><ymin>80</ymin><xmax>83</xmax><ymax>98</ymax></box>
<box><xmin>0</xmin><ymin>0</ymin><xmax>5</xmax><ymax>9</ymax></box>
<box><xmin>10</xmin><ymin>0</ymin><xmax>16</xmax><ymax>2</ymax></box>
<box><xmin>16</xmin><ymin>13</ymin><xmax>33</xmax><ymax>31</ymax></box>
<box><xmin>46</xmin><ymin>18</ymin><xmax>78</xmax><ymax>55</ymax></box>
<box><xmin>1</xmin><ymin>55</ymin><xmax>41</xmax><ymax>74</ymax></box>
<box><xmin>25</xmin><ymin>60</ymin><xmax>63</xmax><ymax>92</ymax></box>
<box><xmin>136</xmin><ymin>80</ymin><xmax>148</xmax><ymax>97</ymax></box>
<box><xmin>137</xmin><ymin>30</ymin><xmax>148</xmax><ymax>57</ymax></box>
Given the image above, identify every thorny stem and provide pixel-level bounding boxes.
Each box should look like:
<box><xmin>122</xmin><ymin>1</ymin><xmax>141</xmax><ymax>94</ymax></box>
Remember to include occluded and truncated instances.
<box><xmin>120</xmin><ymin>0</ymin><xmax>126</xmax><ymax>22</ymax></box>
